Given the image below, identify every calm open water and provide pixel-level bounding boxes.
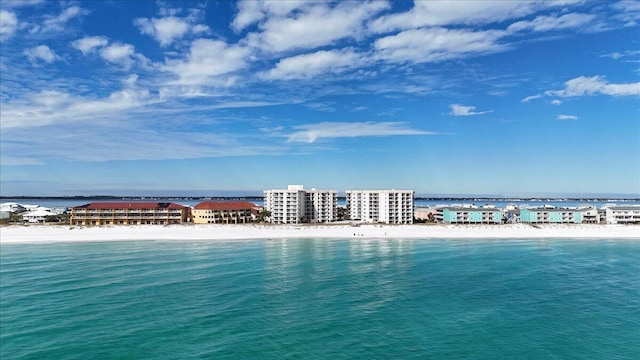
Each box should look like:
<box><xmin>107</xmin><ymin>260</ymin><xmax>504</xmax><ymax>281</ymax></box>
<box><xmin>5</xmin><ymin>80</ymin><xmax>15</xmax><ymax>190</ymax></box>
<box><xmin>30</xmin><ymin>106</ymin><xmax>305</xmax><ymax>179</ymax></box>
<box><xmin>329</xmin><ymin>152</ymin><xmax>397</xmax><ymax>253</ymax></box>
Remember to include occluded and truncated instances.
<box><xmin>1</xmin><ymin>238</ymin><xmax>639</xmax><ymax>359</ymax></box>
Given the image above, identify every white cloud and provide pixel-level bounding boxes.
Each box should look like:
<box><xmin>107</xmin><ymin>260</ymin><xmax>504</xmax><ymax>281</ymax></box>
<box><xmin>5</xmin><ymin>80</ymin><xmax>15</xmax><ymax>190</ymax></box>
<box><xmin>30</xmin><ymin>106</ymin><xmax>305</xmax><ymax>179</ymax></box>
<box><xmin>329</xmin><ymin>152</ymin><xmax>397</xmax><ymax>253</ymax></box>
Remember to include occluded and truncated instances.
<box><xmin>192</xmin><ymin>24</ymin><xmax>209</xmax><ymax>34</ymax></box>
<box><xmin>24</xmin><ymin>45</ymin><xmax>58</xmax><ymax>64</ymax></box>
<box><xmin>2</xmin><ymin>124</ymin><xmax>284</xmax><ymax>163</ymax></box>
<box><xmin>369</xmin><ymin>0</ymin><xmax>582</xmax><ymax>33</ymax></box>
<box><xmin>231</xmin><ymin>0</ymin><xmax>310</xmax><ymax>32</ymax></box>
<box><xmin>507</xmin><ymin>13</ymin><xmax>595</xmax><ymax>33</ymax></box>
<box><xmin>1</xmin><ymin>0</ymin><xmax>45</xmax><ymax>8</ymax></box>
<box><xmin>1</xmin><ymin>87</ymin><xmax>155</xmax><ymax>129</ymax></box>
<box><xmin>601</xmin><ymin>49</ymin><xmax>640</xmax><ymax>60</ymax></box>
<box><xmin>135</xmin><ymin>16</ymin><xmax>207</xmax><ymax>47</ymax></box>
<box><xmin>305</xmin><ymin>102</ymin><xmax>336</xmax><ymax>112</ymax></box>
<box><xmin>244</xmin><ymin>1</ymin><xmax>389</xmax><ymax>53</ymax></box>
<box><xmin>449</xmin><ymin>104</ymin><xmax>493</xmax><ymax>116</ymax></box>
<box><xmin>603</xmin><ymin>52</ymin><xmax>624</xmax><ymax>60</ymax></box>
<box><xmin>162</xmin><ymin>39</ymin><xmax>251</xmax><ymax>86</ymax></box>
<box><xmin>0</xmin><ymin>10</ymin><xmax>18</xmax><ymax>40</ymax></box>
<box><xmin>612</xmin><ymin>0</ymin><xmax>640</xmax><ymax>26</ymax></box>
<box><xmin>557</xmin><ymin>114</ymin><xmax>578</xmax><ymax>120</ymax></box>
<box><xmin>374</xmin><ymin>27</ymin><xmax>506</xmax><ymax>64</ymax></box>
<box><xmin>522</xmin><ymin>94</ymin><xmax>543</xmax><ymax>102</ymax></box>
<box><xmin>551</xmin><ymin>99</ymin><xmax>562</xmax><ymax>105</ymax></box>
<box><xmin>99</xmin><ymin>43</ymin><xmax>148</xmax><ymax>70</ymax></box>
<box><xmin>72</xmin><ymin>36</ymin><xmax>109</xmax><ymax>55</ymax></box>
<box><xmin>33</xmin><ymin>5</ymin><xmax>88</xmax><ymax>33</ymax></box>
<box><xmin>100</xmin><ymin>43</ymin><xmax>134</xmax><ymax>63</ymax></box>
<box><xmin>286</xmin><ymin>121</ymin><xmax>433</xmax><ymax>143</ymax></box>
<box><xmin>261</xmin><ymin>49</ymin><xmax>365</xmax><ymax>80</ymax></box>
<box><xmin>545</xmin><ymin>75</ymin><xmax>640</xmax><ymax>97</ymax></box>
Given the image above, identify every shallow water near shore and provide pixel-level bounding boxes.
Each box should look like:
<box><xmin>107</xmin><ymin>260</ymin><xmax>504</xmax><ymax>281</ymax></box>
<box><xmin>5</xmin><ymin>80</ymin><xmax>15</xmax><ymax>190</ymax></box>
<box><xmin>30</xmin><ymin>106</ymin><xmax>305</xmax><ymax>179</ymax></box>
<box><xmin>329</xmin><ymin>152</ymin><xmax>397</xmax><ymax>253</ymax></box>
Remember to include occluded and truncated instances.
<box><xmin>2</xmin><ymin>238</ymin><xmax>639</xmax><ymax>359</ymax></box>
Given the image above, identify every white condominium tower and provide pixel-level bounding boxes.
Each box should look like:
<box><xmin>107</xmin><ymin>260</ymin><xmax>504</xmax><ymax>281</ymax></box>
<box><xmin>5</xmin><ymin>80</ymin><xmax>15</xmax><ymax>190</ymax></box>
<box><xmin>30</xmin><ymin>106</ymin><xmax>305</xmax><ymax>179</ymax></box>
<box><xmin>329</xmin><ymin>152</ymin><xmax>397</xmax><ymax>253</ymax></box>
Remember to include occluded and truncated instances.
<box><xmin>346</xmin><ymin>189</ymin><xmax>414</xmax><ymax>224</ymax></box>
<box><xmin>263</xmin><ymin>185</ymin><xmax>338</xmax><ymax>224</ymax></box>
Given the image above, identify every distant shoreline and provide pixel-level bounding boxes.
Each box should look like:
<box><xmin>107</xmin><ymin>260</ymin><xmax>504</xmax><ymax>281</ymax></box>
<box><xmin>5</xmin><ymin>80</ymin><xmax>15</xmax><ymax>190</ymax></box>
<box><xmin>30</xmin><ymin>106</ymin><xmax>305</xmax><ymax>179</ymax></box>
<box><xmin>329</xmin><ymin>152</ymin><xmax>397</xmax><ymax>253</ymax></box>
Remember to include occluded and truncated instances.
<box><xmin>1</xmin><ymin>223</ymin><xmax>638</xmax><ymax>243</ymax></box>
<box><xmin>2</xmin><ymin>196</ymin><xmax>639</xmax><ymax>202</ymax></box>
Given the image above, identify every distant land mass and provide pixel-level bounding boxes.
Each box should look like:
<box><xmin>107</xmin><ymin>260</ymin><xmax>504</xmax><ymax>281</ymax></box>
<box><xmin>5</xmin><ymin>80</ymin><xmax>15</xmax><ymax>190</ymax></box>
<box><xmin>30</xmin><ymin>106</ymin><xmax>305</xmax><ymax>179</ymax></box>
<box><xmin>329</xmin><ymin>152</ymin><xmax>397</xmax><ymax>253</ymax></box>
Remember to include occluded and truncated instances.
<box><xmin>1</xmin><ymin>195</ymin><xmax>639</xmax><ymax>202</ymax></box>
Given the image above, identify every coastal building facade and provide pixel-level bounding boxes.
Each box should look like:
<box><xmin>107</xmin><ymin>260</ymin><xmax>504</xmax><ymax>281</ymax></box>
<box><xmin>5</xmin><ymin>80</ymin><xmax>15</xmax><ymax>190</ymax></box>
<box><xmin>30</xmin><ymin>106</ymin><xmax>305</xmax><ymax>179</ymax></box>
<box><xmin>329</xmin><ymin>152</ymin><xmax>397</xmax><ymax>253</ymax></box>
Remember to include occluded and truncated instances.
<box><xmin>435</xmin><ymin>207</ymin><xmax>502</xmax><ymax>224</ymax></box>
<box><xmin>346</xmin><ymin>190</ymin><xmax>414</xmax><ymax>224</ymax></box>
<box><xmin>21</xmin><ymin>209</ymin><xmax>57</xmax><ymax>223</ymax></box>
<box><xmin>192</xmin><ymin>201</ymin><xmax>259</xmax><ymax>224</ymax></box>
<box><xmin>520</xmin><ymin>207</ymin><xmax>583</xmax><ymax>224</ymax></box>
<box><xmin>604</xmin><ymin>205</ymin><xmax>640</xmax><ymax>224</ymax></box>
<box><xmin>70</xmin><ymin>202</ymin><xmax>189</xmax><ymax>226</ymax></box>
<box><xmin>263</xmin><ymin>185</ymin><xmax>337</xmax><ymax>224</ymax></box>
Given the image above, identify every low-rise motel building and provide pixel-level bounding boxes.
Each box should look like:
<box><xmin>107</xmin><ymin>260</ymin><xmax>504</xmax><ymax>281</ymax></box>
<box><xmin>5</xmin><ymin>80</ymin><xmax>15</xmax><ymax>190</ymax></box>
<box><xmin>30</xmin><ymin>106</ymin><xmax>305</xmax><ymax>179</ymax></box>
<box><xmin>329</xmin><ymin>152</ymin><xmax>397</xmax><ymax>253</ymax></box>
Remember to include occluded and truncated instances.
<box><xmin>435</xmin><ymin>206</ymin><xmax>502</xmax><ymax>224</ymax></box>
<box><xmin>191</xmin><ymin>201</ymin><xmax>259</xmax><ymax>224</ymax></box>
<box><xmin>70</xmin><ymin>202</ymin><xmax>189</xmax><ymax>226</ymax></box>
<box><xmin>519</xmin><ymin>206</ymin><xmax>598</xmax><ymax>224</ymax></box>
<box><xmin>604</xmin><ymin>205</ymin><xmax>640</xmax><ymax>224</ymax></box>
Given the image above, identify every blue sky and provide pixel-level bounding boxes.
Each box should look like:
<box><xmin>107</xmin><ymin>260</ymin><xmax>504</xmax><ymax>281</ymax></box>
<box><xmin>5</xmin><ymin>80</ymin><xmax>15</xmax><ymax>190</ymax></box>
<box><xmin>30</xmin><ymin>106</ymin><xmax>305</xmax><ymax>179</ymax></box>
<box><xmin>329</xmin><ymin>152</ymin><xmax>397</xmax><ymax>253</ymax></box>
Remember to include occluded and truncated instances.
<box><xmin>1</xmin><ymin>0</ymin><xmax>639</xmax><ymax>197</ymax></box>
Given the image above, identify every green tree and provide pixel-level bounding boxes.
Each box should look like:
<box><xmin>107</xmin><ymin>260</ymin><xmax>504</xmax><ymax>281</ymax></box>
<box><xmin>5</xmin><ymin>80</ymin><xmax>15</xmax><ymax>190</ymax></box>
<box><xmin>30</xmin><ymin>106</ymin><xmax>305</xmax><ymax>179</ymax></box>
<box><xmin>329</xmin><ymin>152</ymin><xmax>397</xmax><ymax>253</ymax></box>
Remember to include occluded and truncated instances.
<box><xmin>257</xmin><ymin>210</ymin><xmax>271</xmax><ymax>223</ymax></box>
<box><xmin>337</xmin><ymin>207</ymin><xmax>348</xmax><ymax>220</ymax></box>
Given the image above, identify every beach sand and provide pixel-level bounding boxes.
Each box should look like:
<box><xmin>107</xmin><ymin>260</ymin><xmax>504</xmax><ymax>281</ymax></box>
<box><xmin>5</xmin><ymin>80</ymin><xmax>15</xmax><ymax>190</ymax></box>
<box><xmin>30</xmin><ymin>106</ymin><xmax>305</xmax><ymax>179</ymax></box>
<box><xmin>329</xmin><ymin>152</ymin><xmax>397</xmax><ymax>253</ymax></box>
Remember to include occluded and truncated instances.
<box><xmin>1</xmin><ymin>223</ymin><xmax>639</xmax><ymax>243</ymax></box>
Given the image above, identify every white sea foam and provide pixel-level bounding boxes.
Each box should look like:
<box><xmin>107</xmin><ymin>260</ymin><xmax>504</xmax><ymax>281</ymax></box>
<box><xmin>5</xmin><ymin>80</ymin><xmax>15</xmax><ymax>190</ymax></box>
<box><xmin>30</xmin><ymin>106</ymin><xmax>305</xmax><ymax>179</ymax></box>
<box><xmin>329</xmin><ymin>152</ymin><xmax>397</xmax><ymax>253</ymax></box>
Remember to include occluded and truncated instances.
<box><xmin>1</xmin><ymin>223</ymin><xmax>638</xmax><ymax>243</ymax></box>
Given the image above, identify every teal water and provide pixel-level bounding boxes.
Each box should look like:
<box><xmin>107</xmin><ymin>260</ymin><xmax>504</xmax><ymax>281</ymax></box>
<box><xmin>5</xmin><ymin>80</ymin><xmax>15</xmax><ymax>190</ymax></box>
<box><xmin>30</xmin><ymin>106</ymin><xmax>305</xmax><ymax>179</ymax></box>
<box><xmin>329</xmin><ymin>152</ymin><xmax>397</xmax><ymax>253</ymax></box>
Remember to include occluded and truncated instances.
<box><xmin>1</xmin><ymin>239</ymin><xmax>639</xmax><ymax>359</ymax></box>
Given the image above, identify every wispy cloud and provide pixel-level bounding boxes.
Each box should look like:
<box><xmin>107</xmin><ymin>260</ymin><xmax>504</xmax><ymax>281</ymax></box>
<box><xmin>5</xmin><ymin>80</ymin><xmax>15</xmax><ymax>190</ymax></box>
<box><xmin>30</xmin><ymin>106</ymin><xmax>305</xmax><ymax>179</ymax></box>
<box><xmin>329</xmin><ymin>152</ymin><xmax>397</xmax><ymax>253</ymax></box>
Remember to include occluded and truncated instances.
<box><xmin>30</xmin><ymin>5</ymin><xmax>89</xmax><ymax>33</ymax></box>
<box><xmin>601</xmin><ymin>49</ymin><xmax>640</xmax><ymax>60</ymax></box>
<box><xmin>449</xmin><ymin>104</ymin><xmax>493</xmax><ymax>116</ymax></box>
<box><xmin>507</xmin><ymin>13</ymin><xmax>596</xmax><ymax>33</ymax></box>
<box><xmin>261</xmin><ymin>49</ymin><xmax>365</xmax><ymax>80</ymax></box>
<box><xmin>611</xmin><ymin>0</ymin><xmax>640</xmax><ymax>27</ymax></box>
<box><xmin>242</xmin><ymin>1</ymin><xmax>389</xmax><ymax>53</ymax></box>
<box><xmin>0</xmin><ymin>86</ymin><xmax>157</xmax><ymax>129</ymax></box>
<box><xmin>1</xmin><ymin>124</ymin><xmax>286</xmax><ymax>163</ymax></box>
<box><xmin>551</xmin><ymin>99</ymin><xmax>562</xmax><ymax>105</ymax></box>
<box><xmin>286</xmin><ymin>121</ymin><xmax>434</xmax><ymax>143</ymax></box>
<box><xmin>545</xmin><ymin>75</ymin><xmax>640</xmax><ymax>97</ymax></box>
<box><xmin>374</xmin><ymin>27</ymin><xmax>506</xmax><ymax>64</ymax></box>
<box><xmin>522</xmin><ymin>94</ymin><xmax>543</xmax><ymax>102</ymax></box>
<box><xmin>557</xmin><ymin>114</ymin><xmax>578</xmax><ymax>120</ymax></box>
<box><xmin>370</xmin><ymin>1</ymin><xmax>569</xmax><ymax>33</ymax></box>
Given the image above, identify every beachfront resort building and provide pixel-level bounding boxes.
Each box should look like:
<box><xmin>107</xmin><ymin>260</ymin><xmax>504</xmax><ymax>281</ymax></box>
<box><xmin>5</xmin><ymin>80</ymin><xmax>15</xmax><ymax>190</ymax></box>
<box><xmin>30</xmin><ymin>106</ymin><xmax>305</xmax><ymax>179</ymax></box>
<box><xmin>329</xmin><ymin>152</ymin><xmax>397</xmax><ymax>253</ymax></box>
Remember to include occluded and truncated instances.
<box><xmin>519</xmin><ymin>206</ymin><xmax>598</xmax><ymax>224</ymax></box>
<box><xmin>346</xmin><ymin>190</ymin><xmax>414</xmax><ymax>224</ymax></box>
<box><xmin>70</xmin><ymin>202</ymin><xmax>189</xmax><ymax>226</ymax></box>
<box><xmin>263</xmin><ymin>185</ymin><xmax>338</xmax><ymax>224</ymax></box>
<box><xmin>192</xmin><ymin>201</ymin><xmax>259</xmax><ymax>224</ymax></box>
<box><xmin>435</xmin><ymin>206</ymin><xmax>502</xmax><ymax>224</ymax></box>
<box><xmin>604</xmin><ymin>205</ymin><xmax>640</xmax><ymax>224</ymax></box>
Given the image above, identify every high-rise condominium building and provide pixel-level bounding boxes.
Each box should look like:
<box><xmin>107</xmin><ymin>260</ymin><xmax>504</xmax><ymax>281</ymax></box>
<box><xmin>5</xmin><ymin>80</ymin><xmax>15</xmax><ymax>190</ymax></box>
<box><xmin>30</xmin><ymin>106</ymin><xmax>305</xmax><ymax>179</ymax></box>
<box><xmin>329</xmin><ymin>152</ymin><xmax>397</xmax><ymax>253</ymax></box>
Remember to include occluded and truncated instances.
<box><xmin>263</xmin><ymin>185</ymin><xmax>337</xmax><ymax>224</ymax></box>
<box><xmin>346</xmin><ymin>190</ymin><xmax>414</xmax><ymax>224</ymax></box>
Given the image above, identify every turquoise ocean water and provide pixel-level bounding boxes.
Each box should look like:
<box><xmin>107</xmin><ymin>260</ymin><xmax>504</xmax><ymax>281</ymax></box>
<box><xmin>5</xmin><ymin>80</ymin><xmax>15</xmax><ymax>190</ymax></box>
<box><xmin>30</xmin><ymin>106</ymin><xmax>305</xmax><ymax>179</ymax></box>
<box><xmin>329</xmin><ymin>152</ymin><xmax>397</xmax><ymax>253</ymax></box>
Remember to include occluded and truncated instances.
<box><xmin>1</xmin><ymin>238</ymin><xmax>639</xmax><ymax>359</ymax></box>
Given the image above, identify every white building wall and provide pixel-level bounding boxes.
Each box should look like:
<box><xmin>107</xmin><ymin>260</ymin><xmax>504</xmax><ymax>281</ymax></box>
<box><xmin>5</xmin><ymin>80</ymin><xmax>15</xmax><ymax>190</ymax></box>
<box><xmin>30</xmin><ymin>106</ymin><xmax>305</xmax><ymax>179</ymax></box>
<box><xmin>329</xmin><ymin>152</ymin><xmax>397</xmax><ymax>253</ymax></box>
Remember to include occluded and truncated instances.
<box><xmin>264</xmin><ymin>186</ymin><xmax>337</xmax><ymax>224</ymax></box>
<box><xmin>605</xmin><ymin>206</ymin><xmax>640</xmax><ymax>224</ymax></box>
<box><xmin>346</xmin><ymin>190</ymin><xmax>414</xmax><ymax>224</ymax></box>
<box><xmin>305</xmin><ymin>189</ymin><xmax>338</xmax><ymax>223</ymax></box>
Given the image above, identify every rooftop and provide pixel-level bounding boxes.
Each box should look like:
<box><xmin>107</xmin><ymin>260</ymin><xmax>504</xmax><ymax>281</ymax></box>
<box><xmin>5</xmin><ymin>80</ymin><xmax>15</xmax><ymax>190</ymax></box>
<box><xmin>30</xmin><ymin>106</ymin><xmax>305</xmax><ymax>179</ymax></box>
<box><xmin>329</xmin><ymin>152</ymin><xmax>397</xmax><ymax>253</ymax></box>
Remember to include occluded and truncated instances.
<box><xmin>194</xmin><ymin>201</ymin><xmax>258</xmax><ymax>211</ymax></box>
<box><xmin>72</xmin><ymin>202</ymin><xmax>187</xmax><ymax>210</ymax></box>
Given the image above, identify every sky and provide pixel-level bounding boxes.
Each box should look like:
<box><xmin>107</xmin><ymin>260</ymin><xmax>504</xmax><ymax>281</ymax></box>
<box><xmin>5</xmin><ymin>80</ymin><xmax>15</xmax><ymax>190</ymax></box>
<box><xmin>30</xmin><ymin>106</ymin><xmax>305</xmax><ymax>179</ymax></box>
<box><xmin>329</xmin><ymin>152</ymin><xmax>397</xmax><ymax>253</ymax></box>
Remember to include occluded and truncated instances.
<box><xmin>0</xmin><ymin>0</ymin><xmax>639</xmax><ymax>197</ymax></box>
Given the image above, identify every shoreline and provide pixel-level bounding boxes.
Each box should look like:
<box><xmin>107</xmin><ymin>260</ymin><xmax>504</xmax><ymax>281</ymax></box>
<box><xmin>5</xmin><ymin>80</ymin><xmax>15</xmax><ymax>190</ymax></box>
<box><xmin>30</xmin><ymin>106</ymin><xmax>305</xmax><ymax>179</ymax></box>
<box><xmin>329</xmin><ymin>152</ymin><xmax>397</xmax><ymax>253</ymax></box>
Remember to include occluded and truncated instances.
<box><xmin>1</xmin><ymin>223</ymin><xmax>639</xmax><ymax>243</ymax></box>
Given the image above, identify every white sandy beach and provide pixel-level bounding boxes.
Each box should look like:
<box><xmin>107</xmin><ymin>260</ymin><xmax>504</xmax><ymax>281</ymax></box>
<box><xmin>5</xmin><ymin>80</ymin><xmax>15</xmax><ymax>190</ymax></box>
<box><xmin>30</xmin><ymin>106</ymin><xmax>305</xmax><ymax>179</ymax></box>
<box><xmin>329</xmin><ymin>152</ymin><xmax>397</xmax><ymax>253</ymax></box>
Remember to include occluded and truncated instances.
<box><xmin>1</xmin><ymin>223</ymin><xmax>639</xmax><ymax>243</ymax></box>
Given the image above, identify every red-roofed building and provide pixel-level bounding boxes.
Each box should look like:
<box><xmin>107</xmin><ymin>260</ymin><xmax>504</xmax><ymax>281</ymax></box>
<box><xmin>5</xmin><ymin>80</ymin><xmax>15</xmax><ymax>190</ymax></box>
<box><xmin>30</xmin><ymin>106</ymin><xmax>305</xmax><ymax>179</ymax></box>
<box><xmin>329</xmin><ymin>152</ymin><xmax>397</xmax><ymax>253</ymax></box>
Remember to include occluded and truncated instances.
<box><xmin>70</xmin><ymin>202</ymin><xmax>189</xmax><ymax>226</ymax></box>
<box><xmin>192</xmin><ymin>201</ymin><xmax>260</xmax><ymax>224</ymax></box>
